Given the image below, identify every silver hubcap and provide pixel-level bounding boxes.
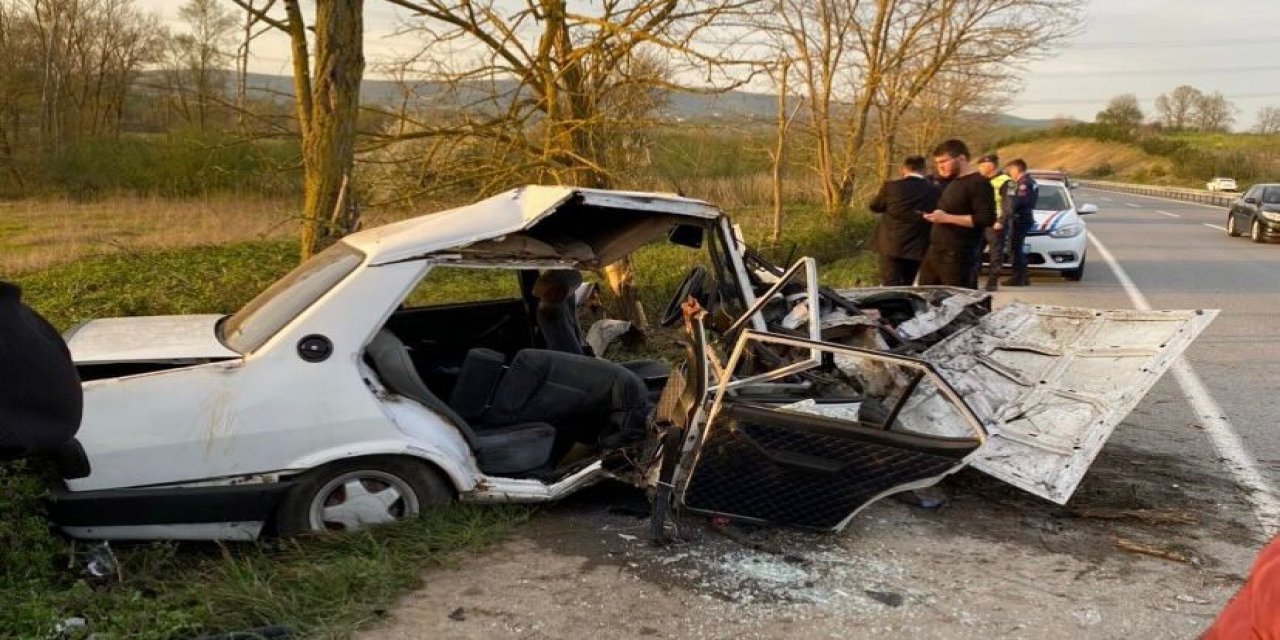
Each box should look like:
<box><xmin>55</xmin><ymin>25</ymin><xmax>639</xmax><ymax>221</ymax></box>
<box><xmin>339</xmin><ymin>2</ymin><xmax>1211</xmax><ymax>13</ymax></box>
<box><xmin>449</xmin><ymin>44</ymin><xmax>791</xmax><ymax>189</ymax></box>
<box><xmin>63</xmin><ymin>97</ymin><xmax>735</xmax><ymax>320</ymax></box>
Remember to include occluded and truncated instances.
<box><xmin>308</xmin><ymin>470</ymin><xmax>418</xmax><ymax>532</ymax></box>
<box><xmin>1228</xmin><ymin>216</ymin><xmax>1235</xmax><ymax>233</ymax></box>
<box><xmin>1254</xmin><ymin>221</ymin><xmax>1261</xmax><ymax>240</ymax></box>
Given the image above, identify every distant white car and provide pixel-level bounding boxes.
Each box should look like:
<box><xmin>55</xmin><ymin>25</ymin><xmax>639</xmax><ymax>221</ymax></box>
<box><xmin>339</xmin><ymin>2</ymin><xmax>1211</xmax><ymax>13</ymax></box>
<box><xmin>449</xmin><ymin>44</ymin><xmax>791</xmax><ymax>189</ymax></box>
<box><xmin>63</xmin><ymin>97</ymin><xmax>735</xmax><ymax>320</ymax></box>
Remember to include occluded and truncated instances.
<box><xmin>1207</xmin><ymin>177</ymin><xmax>1238</xmax><ymax>192</ymax></box>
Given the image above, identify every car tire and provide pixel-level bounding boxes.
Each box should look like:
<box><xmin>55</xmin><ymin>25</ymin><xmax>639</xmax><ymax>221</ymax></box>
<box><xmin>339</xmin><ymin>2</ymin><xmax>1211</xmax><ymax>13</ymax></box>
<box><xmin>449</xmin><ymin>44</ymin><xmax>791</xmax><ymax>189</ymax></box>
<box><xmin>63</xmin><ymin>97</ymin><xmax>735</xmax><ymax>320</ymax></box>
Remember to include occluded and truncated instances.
<box><xmin>1251</xmin><ymin>218</ymin><xmax>1266</xmax><ymax>244</ymax></box>
<box><xmin>1227</xmin><ymin>213</ymin><xmax>1241</xmax><ymax>237</ymax></box>
<box><xmin>275</xmin><ymin>456</ymin><xmax>453</xmax><ymax>536</ymax></box>
<box><xmin>1064</xmin><ymin>252</ymin><xmax>1086</xmax><ymax>281</ymax></box>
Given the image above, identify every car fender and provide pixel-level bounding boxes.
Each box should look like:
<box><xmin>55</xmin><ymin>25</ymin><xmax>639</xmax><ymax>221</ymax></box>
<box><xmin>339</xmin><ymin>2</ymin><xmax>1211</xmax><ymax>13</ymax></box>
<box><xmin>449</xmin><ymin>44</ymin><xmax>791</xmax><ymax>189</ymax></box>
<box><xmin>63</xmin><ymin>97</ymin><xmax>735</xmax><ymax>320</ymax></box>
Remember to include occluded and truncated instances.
<box><xmin>283</xmin><ymin>438</ymin><xmax>479</xmax><ymax>493</ymax></box>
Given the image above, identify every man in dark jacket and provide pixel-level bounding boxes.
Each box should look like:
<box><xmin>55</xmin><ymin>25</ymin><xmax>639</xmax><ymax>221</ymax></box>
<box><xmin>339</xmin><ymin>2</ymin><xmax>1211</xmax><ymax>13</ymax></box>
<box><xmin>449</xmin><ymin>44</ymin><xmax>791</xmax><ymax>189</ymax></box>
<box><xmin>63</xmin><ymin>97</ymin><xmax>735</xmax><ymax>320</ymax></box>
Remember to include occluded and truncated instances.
<box><xmin>919</xmin><ymin>139</ymin><xmax>997</xmax><ymax>287</ymax></box>
<box><xmin>868</xmin><ymin>156</ymin><xmax>940</xmax><ymax>286</ymax></box>
<box><xmin>1001</xmin><ymin>159</ymin><xmax>1039</xmax><ymax>286</ymax></box>
<box><xmin>0</xmin><ymin>281</ymin><xmax>82</xmax><ymax>460</ymax></box>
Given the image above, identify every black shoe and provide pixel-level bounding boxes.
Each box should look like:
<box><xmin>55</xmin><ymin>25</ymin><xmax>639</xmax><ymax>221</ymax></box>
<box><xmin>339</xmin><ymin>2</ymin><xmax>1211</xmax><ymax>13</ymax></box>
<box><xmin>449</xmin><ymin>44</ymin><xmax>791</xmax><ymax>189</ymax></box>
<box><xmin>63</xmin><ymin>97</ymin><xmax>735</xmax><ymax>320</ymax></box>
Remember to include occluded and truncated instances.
<box><xmin>984</xmin><ymin>280</ymin><xmax>999</xmax><ymax>292</ymax></box>
<box><xmin>1001</xmin><ymin>277</ymin><xmax>1029</xmax><ymax>287</ymax></box>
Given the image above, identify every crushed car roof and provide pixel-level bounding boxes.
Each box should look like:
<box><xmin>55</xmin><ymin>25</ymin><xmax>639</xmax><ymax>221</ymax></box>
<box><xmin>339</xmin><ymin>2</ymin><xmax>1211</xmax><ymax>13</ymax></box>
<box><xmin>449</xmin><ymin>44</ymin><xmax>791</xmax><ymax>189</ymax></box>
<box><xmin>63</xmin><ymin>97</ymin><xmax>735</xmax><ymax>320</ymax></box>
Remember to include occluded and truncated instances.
<box><xmin>343</xmin><ymin>185</ymin><xmax>722</xmax><ymax>266</ymax></box>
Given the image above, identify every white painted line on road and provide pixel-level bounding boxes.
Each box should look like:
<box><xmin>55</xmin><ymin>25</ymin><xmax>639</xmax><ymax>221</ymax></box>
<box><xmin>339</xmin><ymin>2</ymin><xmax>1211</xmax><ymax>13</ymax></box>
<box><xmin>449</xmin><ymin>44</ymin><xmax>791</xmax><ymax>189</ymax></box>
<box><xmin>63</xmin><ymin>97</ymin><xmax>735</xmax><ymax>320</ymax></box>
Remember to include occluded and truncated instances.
<box><xmin>1125</xmin><ymin>203</ymin><xmax>1142</xmax><ymax>208</ymax></box>
<box><xmin>1100</xmin><ymin>197</ymin><xmax>1113</xmax><ymax>202</ymax></box>
<box><xmin>1155</xmin><ymin>210</ymin><xmax>1181</xmax><ymax>218</ymax></box>
<box><xmin>1089</xmin><ymin>232</ymin><xmax>1280</xmax><ymax>535</ymax></box>
<box><xmin>1203</xmin><ymin>223</ymin><xmax>1228</xmax><ymax>232</ymax></box>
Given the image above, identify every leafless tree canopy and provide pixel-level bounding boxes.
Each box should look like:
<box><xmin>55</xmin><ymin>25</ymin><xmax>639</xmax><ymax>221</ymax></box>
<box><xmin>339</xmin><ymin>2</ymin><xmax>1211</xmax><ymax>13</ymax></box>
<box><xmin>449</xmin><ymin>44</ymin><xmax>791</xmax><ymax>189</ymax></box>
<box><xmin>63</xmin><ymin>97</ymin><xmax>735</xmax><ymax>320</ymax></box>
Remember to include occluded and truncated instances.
<box><xmin>1255</xmin><ymin>106</ymin><xmax>1280</xmax><ymax>136</ymax></box>
<box><xmin>762</xmin><ymin>0</ymin><xmax>1083</xmax><ymax>213</ymax></box>
<box><xmin>0</xmin><ymin>0</ymin><xmax>162</xmax><ymax>155</ymax></box>
<box><xmin>358</xmin><ymin>0</ymin><xmax>761</xmax><ymax>198</ymax></box>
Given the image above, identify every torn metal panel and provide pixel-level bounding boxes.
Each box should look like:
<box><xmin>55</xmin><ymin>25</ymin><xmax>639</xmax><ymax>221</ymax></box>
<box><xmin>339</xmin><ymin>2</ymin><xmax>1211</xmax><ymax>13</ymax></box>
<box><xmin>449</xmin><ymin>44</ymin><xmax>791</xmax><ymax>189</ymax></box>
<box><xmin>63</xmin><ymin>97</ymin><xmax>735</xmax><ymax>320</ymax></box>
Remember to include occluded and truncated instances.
<box><xmin>923</xmin><ymin>302</ymin><xmax>1217</xmax><ymax>504</ymax></box>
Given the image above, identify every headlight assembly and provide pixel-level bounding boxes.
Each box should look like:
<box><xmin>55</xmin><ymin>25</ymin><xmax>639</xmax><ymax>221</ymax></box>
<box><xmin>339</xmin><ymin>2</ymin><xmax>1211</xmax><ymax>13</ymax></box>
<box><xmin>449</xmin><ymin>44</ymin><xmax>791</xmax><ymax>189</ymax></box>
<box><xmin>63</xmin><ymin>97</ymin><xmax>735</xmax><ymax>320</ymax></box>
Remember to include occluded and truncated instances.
<box><xmin>1261</xmin><ymin>211</ymin><xmax>1280</xmax><ymax>223</ymax></box>
<box><xmin>1049</xmin><ymin>223</ymin><xmax>1084</xmax><ymax>239</ymax></box>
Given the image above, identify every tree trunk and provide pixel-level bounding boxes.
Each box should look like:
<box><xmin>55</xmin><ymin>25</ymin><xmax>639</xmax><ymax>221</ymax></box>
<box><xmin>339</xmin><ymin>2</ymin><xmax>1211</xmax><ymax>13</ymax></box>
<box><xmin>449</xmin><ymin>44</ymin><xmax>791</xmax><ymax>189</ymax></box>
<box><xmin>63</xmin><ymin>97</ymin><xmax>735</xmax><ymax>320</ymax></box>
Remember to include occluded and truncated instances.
<box><xmin>770</xmin><ymin>59</ymin><xmax>791</xmax><ymax>244</ymax></box>
<box><xmin>292</xmin><ymin>0</ymin><xmax>364</xmax><ymax>259</ymax></box>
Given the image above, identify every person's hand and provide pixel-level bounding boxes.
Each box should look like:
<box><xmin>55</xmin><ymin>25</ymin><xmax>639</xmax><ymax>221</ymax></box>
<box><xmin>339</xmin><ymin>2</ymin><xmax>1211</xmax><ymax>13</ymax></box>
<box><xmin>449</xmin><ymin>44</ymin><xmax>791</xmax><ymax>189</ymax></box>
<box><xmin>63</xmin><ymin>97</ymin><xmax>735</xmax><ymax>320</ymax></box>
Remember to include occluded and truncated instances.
<box><xmin>922</xmin><ymin>210</ymin><xmax>948</xmax><ymax>224</ymax></box>
<box><xmin>993</xmin><ymin>222</ymin><xmax>1003</xmax><ymax>231</ymax></box>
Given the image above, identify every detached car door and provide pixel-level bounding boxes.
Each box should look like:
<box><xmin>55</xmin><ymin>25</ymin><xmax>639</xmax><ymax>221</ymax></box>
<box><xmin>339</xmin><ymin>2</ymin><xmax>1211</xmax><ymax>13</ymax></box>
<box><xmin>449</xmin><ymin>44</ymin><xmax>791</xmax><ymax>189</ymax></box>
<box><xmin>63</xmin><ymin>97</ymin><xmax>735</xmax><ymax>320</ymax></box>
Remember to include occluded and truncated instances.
<box><xmin>921</xmin><ymin>301</ymin><xmax>1216</xmax><ymax>504</ymax></box>
<box><xmin>672</xmin><ymin>329</ymin><xmax>986</xmax><ymax>531</ymax></box>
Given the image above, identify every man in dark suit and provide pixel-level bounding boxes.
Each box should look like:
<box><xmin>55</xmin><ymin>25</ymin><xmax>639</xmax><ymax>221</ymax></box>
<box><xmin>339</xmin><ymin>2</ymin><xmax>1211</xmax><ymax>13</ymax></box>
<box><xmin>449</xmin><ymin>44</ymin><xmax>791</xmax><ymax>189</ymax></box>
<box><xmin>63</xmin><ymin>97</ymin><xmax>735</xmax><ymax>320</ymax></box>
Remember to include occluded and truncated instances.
<box><xmin>868</xmin><ymin>156</ymin><xmax>940</xmax><ymax>286</ymax></box>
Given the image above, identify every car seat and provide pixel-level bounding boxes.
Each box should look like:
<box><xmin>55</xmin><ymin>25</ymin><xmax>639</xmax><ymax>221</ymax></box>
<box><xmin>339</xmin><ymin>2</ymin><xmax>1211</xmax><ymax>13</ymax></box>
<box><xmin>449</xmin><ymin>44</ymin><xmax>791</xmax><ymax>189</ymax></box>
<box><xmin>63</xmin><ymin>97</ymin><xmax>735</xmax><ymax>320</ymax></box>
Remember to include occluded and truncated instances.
<box><xmin>366</xmin><ymin>330</ymin><xmax>556</xmax><ymax>475</ymax></box>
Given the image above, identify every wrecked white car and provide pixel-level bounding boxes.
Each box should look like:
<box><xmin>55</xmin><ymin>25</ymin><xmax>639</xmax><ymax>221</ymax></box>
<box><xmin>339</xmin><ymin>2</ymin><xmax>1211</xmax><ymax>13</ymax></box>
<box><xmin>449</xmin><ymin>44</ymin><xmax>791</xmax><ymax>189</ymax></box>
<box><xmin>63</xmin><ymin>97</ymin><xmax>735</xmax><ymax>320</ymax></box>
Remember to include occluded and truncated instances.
<box><xmin>46</xmin><ymin>186</ymin><xmax>1216</xmax><ymax>541</ymax></box>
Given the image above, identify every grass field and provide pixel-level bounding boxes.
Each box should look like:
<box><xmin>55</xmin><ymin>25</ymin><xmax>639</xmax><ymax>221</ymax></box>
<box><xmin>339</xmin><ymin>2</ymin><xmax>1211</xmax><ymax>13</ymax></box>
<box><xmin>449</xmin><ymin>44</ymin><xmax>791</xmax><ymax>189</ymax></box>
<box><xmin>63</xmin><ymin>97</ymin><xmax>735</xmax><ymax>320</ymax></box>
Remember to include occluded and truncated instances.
<box><xmin>1</xmin><ymin>194</ymin><xmax>878</xmax><ymax>639</ymax></box>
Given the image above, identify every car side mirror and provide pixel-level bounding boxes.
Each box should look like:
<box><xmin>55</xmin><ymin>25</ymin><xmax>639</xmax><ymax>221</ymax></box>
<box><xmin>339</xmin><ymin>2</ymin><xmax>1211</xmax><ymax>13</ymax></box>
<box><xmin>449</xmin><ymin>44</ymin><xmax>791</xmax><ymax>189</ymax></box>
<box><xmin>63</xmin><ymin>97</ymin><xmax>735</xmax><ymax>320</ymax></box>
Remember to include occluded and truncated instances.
<box><xmin>1245</xmin><ymin>197</ymin><xmax>1259</xmax><ymax>205</ymax></box>
<box><xmin>1078</xmin><ymin>204</ymin><xmax>1098</xmax><ymax>215</ymax></box>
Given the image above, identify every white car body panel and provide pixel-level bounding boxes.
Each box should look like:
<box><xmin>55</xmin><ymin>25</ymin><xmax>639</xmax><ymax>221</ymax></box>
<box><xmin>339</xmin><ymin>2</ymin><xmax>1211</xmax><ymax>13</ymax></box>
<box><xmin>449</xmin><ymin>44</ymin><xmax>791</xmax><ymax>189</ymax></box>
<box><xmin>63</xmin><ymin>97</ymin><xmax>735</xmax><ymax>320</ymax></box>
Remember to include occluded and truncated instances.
<box><xmin>66</xmin><ymin>315</ymin><xmax>236</xmax><ymax>364</ymax></box>
<box><xmin>923</xmin><ymin>302</ymin><xmax>1217</xmax><ymax>503</ymax></box>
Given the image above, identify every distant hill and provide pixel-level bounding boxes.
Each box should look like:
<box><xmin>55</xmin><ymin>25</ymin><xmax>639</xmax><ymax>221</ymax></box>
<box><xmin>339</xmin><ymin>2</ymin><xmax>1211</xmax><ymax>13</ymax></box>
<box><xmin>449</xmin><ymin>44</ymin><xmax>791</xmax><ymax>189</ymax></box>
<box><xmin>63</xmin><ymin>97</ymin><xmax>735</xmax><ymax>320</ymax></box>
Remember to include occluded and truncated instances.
<box><xmin>179</xmin><ymin>71</ymin><xmax>1063</xmax><ymax>127</ymax></box>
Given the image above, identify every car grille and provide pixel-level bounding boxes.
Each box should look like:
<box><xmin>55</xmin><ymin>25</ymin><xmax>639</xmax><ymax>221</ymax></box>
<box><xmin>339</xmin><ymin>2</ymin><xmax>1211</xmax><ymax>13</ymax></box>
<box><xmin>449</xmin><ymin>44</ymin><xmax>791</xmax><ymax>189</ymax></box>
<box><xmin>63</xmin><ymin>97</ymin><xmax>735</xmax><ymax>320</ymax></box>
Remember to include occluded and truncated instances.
<box><xmin>682</xmin><ymin>419</ymin><xmax>963</xmax><ymax>529</ymax></box>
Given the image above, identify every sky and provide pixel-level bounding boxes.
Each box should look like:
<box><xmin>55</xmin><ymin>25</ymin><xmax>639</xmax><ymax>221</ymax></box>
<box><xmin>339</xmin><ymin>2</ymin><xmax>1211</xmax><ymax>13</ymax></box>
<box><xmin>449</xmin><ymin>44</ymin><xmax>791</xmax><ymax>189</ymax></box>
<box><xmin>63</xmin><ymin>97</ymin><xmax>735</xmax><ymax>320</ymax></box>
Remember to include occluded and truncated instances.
<box><xmin>138</xmin><ymin>0</ymin><xmax>1280</xmax><ymax>130</ymax></box>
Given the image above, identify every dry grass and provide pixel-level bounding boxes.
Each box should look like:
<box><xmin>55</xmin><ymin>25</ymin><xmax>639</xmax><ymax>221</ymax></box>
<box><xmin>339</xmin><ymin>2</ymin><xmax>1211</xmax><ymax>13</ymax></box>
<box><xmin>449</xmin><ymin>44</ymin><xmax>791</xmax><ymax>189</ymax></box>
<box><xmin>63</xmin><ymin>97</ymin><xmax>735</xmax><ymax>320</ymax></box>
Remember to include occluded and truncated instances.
<box><xmin>0</xmin><ymin>195</ymin><xmax>297</xmax><ymax>277</ymax></box>
<box><xmin>998</xmin><ymin>137</ymin><xmax>1172</xmax><ymax>179</ymax></box>
<box><xmin>0</xmin><ymin>195</ymin><xmax>442</xmax><ymax>278</ymax></box>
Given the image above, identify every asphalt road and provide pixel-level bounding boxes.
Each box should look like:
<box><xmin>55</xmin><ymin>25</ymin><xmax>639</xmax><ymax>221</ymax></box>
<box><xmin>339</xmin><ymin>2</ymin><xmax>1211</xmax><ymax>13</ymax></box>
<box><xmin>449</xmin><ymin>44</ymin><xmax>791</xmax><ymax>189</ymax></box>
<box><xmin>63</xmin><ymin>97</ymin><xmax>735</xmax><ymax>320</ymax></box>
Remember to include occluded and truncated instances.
<box><xmin>362</xmin><ymin>187</ymin><xmax>1278</xmax><ymax>640</ymax></box>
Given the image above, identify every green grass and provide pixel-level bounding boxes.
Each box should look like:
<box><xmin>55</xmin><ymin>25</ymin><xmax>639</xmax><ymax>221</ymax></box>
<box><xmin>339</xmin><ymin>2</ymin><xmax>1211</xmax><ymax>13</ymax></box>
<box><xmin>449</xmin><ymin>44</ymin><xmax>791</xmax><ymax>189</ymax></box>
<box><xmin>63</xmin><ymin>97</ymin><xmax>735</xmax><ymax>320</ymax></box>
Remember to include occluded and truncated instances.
<box><xmin>2</xmin><ymin>202</ymin><xmax>878</xmax><ymax>638</ymax></box>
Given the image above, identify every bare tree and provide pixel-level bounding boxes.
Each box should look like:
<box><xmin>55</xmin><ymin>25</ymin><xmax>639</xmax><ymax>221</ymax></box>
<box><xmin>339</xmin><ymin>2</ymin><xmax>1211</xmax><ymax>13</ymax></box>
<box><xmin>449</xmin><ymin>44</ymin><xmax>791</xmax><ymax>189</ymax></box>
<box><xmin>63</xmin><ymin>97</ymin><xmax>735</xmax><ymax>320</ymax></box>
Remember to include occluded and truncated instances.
<box><xmin>367</xmin><ymin>0</ymin><xmax>761</xmax><ymax>326</ymax></box>
<box><xmin>234</xmin><ymin>0</ymin><xmax>276</xmax><ymax>130</ymax></box>
<box><xmin>232</xmin><ymin>0</ymin><xmax>365</xmax><ymax>259</ymax></box>
<box><xmin>172</xmin><ymin>0</ymin><xmax>238</xmax><ymax>131</ymax></box>
<box><xmin>21</xmin><ymin>0</ymin><xmax>162</xmax><ymax>151</ymax></box>
<box><xmin>1255</xmin><ymin>106</ymin><xmax>1280</xmax><ymax>135</ymax></box>
<box><xmin>768</xmin><ymin>0</ymin><xmax>1082</xmax><ymax>214</ymax></box>
<box><xmin>768</xmin><ymin>57</ymin><xmax>801</xmax><ymax>243</ymax></box>
<box><xmin>1153</xmin><ymin>85</ymin><xmax>1201</xmax><ymax>130</ymax></box>
<box><xmin>1194</xmin><ymin>91</ymin><xmax>1235</xmax><ymax>133</ymax></box>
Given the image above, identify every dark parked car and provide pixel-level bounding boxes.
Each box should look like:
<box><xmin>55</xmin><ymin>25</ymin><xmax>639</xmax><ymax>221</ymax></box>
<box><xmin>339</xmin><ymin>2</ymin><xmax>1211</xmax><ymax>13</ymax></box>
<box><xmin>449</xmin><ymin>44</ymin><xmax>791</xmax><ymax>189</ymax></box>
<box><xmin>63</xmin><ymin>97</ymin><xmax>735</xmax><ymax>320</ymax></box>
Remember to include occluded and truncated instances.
<box><xmin>1226</xmin><ymin>183</ymin><xmax>1280</xmax><ymax>243</ymax></box>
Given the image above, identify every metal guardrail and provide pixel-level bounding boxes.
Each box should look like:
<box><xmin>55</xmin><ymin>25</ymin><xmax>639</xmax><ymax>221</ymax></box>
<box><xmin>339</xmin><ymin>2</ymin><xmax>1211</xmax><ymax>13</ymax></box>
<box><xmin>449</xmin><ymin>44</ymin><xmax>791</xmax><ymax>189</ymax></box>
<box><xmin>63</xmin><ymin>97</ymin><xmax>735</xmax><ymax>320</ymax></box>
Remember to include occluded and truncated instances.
<box><xmin>1077</xmin><ymin>180</ymin><xmax>1236</xmax><ymax>207</ymax></box>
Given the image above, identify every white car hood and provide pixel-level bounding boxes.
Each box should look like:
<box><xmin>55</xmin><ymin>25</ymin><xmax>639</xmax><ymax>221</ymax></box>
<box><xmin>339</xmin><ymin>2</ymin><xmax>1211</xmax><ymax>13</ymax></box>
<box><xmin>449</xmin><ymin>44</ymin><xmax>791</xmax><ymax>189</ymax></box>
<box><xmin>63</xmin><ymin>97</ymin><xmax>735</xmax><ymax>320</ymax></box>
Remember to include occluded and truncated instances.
<box><xmin>66</xmin><ymin>314</ymin><xmax>238</xmax><ymax>365</ymax></box>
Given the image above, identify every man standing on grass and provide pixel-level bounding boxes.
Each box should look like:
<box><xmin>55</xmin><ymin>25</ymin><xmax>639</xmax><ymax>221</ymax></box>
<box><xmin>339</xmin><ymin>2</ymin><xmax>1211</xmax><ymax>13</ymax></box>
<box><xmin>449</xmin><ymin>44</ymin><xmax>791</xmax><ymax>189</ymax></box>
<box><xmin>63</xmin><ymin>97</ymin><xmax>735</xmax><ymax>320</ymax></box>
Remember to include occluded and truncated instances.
<box><xmin>919</xmin><ymin>139</ymin><xmax>997</xmax><ymax>287</ymax></box>
<box><xmin>868</xmin><ymin>156</ymin><xmax>940</xmax><ymax>286</ymax></box>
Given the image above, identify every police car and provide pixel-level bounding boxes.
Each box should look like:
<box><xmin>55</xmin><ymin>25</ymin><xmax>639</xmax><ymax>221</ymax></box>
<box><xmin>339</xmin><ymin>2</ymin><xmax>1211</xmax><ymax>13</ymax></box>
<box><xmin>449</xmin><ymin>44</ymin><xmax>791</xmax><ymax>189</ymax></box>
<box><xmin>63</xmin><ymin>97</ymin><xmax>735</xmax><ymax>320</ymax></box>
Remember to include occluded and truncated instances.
<box><xmin>1021</xmin><ymin>179</ymin><xmax>1097</xmax><ymax>281</ymax></box>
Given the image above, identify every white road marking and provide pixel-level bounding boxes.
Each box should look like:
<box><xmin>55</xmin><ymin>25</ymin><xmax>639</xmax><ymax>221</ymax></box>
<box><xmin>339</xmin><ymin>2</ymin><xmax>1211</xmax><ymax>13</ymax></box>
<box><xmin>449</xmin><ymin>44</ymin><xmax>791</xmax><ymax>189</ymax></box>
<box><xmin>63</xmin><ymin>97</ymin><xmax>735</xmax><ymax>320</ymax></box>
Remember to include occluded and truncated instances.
<box><xmin>1082</xmin><ymin>188</ymin><xmax>1226</xmax><ymax>211</ymax></box>
<box><xmin>1125</xmin><ymin>203</ymin><xmax>1142</xmax><ymax>208</ymax></box>
<box><xmin>1100</xmin><ymin>197</ymin><xmax>1113</xmax><ymax>202</ymax></box>
<box><xmin>1203</xmin><ymin>223</ymin><xmax>1228</xmax><ymax>231</ymax></box>
<box><xmin>1089</xmin><ymin>232</ymin><xmax>1280</xmax><ymax>535</ymax></box>
<box><xmin>1155</xmin><ymin>210</ymin><xmax>1181</xmax><ymax>218</ymax></box>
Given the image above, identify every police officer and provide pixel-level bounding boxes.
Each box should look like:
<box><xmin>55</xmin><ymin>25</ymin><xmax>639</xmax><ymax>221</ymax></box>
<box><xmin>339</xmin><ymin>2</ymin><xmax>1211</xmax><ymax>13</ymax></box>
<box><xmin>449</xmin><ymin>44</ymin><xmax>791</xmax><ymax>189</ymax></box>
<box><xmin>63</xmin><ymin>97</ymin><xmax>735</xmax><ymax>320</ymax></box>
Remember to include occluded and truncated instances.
<box><xmin>1001</xmin><ymin>159</ymin><xmax>1038</xmax><ymax>286</ymax></box>
<box><xmin>975</xmin><ymin>154</ymin><xmax>1012</xmax><ymax>291</ymax></box>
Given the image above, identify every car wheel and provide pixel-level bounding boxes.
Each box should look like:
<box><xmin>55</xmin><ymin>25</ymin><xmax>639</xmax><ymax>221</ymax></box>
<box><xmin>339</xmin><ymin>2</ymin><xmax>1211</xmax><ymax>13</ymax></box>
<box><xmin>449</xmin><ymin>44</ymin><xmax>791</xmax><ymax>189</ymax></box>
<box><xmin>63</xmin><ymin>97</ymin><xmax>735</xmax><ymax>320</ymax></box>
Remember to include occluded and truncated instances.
<box><xmin>275</xmin><ymin>456</ymin><xmax>453</xmax><ymax>536</ymax></box>
<box><xmin>1064</xmin><ymin>252</ymin><xmax>1086</xmax><ymax>281</ymax></box>
<box><xmin>1227</xmin><ymin>213</ymin><xmax>1241</xmax><ymax>237</ymax></box>
<box><xmin>1251</xmin><ymin>218</ymin><xmax>1266</xmax><ymax>244</ymax></box>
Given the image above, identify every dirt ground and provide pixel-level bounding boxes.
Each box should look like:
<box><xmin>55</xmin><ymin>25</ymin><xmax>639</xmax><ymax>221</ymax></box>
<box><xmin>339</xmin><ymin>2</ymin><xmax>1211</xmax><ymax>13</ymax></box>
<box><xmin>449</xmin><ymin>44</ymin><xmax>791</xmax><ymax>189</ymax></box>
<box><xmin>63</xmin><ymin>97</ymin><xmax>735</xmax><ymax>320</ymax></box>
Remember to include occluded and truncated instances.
<box><xmin>357</xmin><ymin>407</ymin><xmax>1266</xmax><ymax>640</ymax></box>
